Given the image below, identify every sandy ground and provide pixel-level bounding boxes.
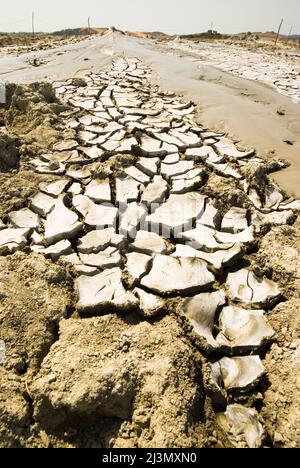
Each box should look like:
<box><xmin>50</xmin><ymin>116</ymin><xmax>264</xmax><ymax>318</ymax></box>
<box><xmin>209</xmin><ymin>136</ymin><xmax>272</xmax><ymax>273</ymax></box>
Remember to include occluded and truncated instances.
<box><xmin>1</xmin><ymin>32</ymin><xmax>299</xmax><ymax>197</ymax></box>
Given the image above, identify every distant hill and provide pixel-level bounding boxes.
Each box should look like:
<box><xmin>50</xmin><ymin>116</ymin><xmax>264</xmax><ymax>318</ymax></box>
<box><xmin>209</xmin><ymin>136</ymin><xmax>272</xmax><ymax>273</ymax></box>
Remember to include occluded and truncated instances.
<box><xmin>52</xmin><ymin>27</ymin><xmax>108</xmax><ymax>36</ymax></box>
<box><xmin>178</xmin><ymin>32</ymin><xmax>225</xmax><ymax>40</ymax></box>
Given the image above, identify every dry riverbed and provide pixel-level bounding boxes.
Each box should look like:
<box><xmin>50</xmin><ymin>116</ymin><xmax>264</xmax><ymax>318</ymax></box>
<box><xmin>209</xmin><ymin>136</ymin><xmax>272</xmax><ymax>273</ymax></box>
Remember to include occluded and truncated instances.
<box><xmin>0</xmin><ymin>49</ymin><xmax>300</xmax><ymax>448</ymax></box>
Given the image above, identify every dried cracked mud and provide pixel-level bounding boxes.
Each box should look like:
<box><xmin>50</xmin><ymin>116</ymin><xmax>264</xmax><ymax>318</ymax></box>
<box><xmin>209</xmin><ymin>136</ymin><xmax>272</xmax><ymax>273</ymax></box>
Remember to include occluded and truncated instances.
<box><xmin>0</xmin><ymin>56</ymin><xmax>300</xmax><ymax>448</ymax></box>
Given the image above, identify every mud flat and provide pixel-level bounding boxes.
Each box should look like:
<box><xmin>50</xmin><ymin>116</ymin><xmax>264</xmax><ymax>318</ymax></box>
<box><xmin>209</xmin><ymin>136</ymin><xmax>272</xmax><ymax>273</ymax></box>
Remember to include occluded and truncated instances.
<box><xmin>1</xmin><ymin>32</ymin><xmax>299</xmax><ymax>197</ymax></box>
<box><xmin>0</xmin><ymin>46</ymin><xmax>300</xmax><ymax>448</ymax></box>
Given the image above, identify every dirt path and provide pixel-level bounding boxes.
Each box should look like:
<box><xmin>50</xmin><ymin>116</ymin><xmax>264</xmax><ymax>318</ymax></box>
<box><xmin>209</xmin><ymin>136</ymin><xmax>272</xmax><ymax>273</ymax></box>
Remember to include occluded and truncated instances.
<box><xmin>0</xmin><ymin>56</ymin><xmax>300</xmax><ymax>448</ymax></box>
<box><xmin>1</xmin><ymin>32</ymin><xmax>300</xmax><ymax>197</ymax></box>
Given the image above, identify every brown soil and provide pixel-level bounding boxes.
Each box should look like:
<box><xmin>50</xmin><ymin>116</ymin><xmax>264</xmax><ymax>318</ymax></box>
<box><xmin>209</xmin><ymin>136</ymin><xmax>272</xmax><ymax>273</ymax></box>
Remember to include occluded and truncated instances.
<box><xmin>253</xmin><ymin>219</ymin><xmax>300</xmax><ymax>448</ymax></box>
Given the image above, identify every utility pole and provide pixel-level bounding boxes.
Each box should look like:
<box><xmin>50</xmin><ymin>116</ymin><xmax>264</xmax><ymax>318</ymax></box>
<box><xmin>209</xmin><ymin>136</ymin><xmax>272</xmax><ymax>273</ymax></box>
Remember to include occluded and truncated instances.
<box><xmin>210</xmin><ymin>21</ymin><xmax>213</xmax><ymax>32</ymax></box>
<box><xmin>274</xmin><ymin>18</ymin><xmax>283</xmax><ymax>47</ymax></box>
<box><xmin>88</xmin><ymin>17</ymin><xmax>91</xmax><ymax>31</ymax></box>
<box><xmin>32</xmin><ymin>11</ymin><xmax>35</xmax><ymax>37</ymax></box>
<box><xmin>286</xmin><ymin>26</ymin><xmax>292</xmax><ymax>45</ymax></box>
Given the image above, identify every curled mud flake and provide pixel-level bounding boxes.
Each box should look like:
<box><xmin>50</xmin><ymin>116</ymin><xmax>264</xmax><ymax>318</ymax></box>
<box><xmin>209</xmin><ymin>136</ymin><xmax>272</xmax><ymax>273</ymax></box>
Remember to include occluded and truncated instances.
<box><xmin>161</xmin><ymin>160</ymin><xmax>194</xmax><ymax>178</ymax></box>
<box><xmin>129</xmin><ymin>230</ymin><xmax>171</xmax><ymax>255</ymax></box>
<box><xmin>133</xmin><ymin>287</ymin><xmax>166</xmax><ymax>317</ymax></box>
<box><xmin>141</xmin><ymin>254</ymin><xmax>214</xmax><ymax>295</ymax></box>
<box><xmin>210</xmin><ymin>355</ymin><xmax>265</xmax><ymax>393</ymax></box>
<box><xmin>116</xmin><ymin>176</ymin><xmax>140</xmax><ymax>204</ymax></box>
<box><xmin>9</xmin><ymin>208</ymin><xmax>40</xmax><ymax>230</ymax></box>
<box><xmin>124</xmin><ymin>252</ymin><xmax>152</xmax><ymax>287</ymax></box>
<box><xmin>216</xmin><ymin>405</ymin><xmax>265</xmax><ymax>448</ymax></box>
<box><xmin>221</xmin><ymin>207</ymin><xmax>249</xmax><ymax>233</ymax></box>
<box><xmin>2</xmin><ymin>54</ymin><xmax>299</xmax><ymax>447</ymax></box>
<box><xmin>145</xmin><ymin>192</ymin><xmax>206</xmax><ymax>237</ymax></box>
<box><xmin>84</xmin><ymin>178</ymin><xmax>111</xmax><ymax>203</ymax></box>
<box><xmin>227</xmin><ymin>268</ymin><xmax>280</xmax><ymax>306</ymax></box>
<box><xmin>73</xmin><ymin>195</ymin><xmax>118</xmax><ymax>228</ymax></box>
<box><xmin>181</xmin><ymin>290</ymin><xmax>226</xmax><ymax>349</ymax></box>
<box><xmin>76</xmin><ymin>268</ymin><xmax>139</xmax><ymax>313</ymax></box>
<box><xmin>79</xmin><ymin>247</ymin><xmax>121</xmax><ymax>269</ymax></box>
<box><xmin>77</xmin><ymin>228</ymin><xmax>126</xmax><ymax>255</ymax></box>
<box><xmin>52</xmin><ymin>140</ymin><xmax>78</xmax><ymax>152</ymax></box>
<box><xmin>141</xmin><ymin>175</ymin><xmax>168</xmax><ymax>205</ymax></box>
<box><xmin>39</xmin><ymin>180</ymin><xmax>69</xmax><ymax>197</ymax></box>
<box><xmin>213</xmin><ymin>137</ymin><xmax>254</xmax><ymax>160</ymax></box>
<box><xmin>0</xmin><ymin>228</ymin><xmax>31</xmax><ymax>255</ymax></box>
<box><xmin>216</xmin><ymin>306</ymin><xmax>275</xmax><ymax>352</ymax></box>
<box><xmin>119</xmin><ymin>202</ymin><xmax>148</xmax><ymax>239</ymax></box>
<box><xmin>44</xmin><ymin>197</ymin><xmax>82</xmax><ymax>245</ymax></box>
<box><xmin>136</xmin><ymin>157</ymin><xmax>160</xmax><ymax>177</ymax></box>
<box><xmin>32</xmin><ymin>239</ymin><xmax>73</xmax><ymax>260</ymax></box>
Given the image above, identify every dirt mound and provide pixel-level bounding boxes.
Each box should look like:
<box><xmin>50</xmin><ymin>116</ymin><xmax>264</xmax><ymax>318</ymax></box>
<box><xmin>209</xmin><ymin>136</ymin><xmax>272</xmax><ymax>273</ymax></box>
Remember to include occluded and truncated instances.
<box><xmin>0</xmin><ymin>132</ymin><xmax>20</xmax><ymax>171</ymax></box>
<box><xmin>253</xmin><ymin>218</ymin><xmax>300</xmax><ymax>447</ymax></box>
<box><xmin>0</xmin><ymin>252</ymin><xmax>72</xmax><ymax>375</ymax></box>
<box><xmin>0</xmin><ymin>252</ymin><xmax>72</xmax><ymax>448</ymax></box>
<box><xmin>4</xmin><ymin>82</ymin><xmax>70</xmax><ymax>148</ymax></box>
<box><xmin>0</xmin><ymin>81</ymin><xmax>74</xmax><ymax>214</ymax></box>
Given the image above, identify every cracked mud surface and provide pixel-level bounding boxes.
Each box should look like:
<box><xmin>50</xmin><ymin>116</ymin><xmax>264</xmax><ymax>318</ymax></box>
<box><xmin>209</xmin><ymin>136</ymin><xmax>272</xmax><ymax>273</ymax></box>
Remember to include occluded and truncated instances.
<box><xmin>0</xmin><ymin>56</ymin><xmax>300</xmax><ymax>448</ymax></box>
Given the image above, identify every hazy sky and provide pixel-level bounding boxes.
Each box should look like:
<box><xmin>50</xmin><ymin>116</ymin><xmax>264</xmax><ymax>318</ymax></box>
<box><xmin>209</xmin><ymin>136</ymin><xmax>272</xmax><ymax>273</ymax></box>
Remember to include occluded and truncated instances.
<box><xmin>0</xmin><ymin>0</ymin><xmax>299</xmax><ymax>35</ymax></box>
